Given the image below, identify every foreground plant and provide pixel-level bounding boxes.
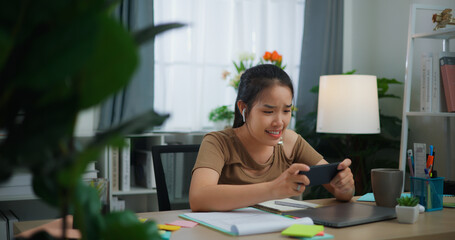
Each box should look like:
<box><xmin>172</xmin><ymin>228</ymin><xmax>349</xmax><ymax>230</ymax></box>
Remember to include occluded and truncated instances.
<box><xmin>0</xmin><ymin>1</ymin><xmax>183</xmax><ymax>239</ymax></box>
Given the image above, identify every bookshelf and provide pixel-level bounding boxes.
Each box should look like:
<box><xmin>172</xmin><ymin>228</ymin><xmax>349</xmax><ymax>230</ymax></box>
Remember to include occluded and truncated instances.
<box><xmin>99</xmin><ymin>131</ymin><xmax>206</xmax><ymax>212</ymax></box>
<box><xmin>399</xmin><ymin>4</ymin><xmax>455</xmax><ymax>183</ymax></box>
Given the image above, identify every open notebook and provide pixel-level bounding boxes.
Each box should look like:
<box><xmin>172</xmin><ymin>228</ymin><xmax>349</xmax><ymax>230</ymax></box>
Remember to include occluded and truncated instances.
<box><xmin>180</xmin><ymin>207</ymin><xmax>313</xmax><ymax>236</ymax></box>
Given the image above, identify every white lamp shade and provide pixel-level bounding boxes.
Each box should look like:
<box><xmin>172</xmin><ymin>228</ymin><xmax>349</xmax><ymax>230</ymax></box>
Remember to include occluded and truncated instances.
<box><xmin>316</xmin><ymin>75</ymin><xmax>380</xmax><ymax>134</ymax></box>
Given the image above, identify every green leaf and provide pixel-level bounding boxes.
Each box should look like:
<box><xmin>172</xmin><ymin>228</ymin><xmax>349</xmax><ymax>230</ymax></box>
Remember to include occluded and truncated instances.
<box><xmin>133</xmin><ymin>23</ymin><xmax>185</xmax><ymax>46</ymax></box>
<box><xmin>343</xmin><ymin>69</ymin><xmax>356</xmax><ymax>75</ymax></box>
<box><xmin>310</xmin><ymin>85</ymin><xmax>319</xmax><ymax>94</ymax></box>
<box><xmin>209</xmin><ymin>105</ymin><xmax>234</xmax><ymax>122</ymax></box>
<box><xmin>73</xmin><ymin>180</ymin><xmax>104</xmax><ymax>240</ymax></box>
<box><xmin>233</xmin><ymin>61</ymin><xmax>240</xmax><ymax>72</ymax></box>
<box><xmin>77</xmin><ymin>13</ymin><xmax>138</xmax><ymax>109</ymax></box>
<box><xmin>0</xmin><ymin>28</ymin><xmax>12</xmax><ymax>70</ymax></box>
<box><xmin>102</xmin><ymin>211</ymin><xmax>160</xmax><ymax>240</ymax></box>
<box><xmin>13</xmin><ymin>13</ymin><xmax>98</xmax><ymax>94</ymax></box>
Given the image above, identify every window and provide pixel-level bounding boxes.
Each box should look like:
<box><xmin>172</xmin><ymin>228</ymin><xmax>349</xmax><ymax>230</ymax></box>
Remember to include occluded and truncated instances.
<box><xmin>154</xmin><ymin>0</ymin><xmax>304</xmax><ymax>130</ymax></box>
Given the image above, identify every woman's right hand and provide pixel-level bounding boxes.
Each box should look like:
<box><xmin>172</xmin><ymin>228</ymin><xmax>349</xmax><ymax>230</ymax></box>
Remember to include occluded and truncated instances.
<box><xmin>270</xmin><ymin>163</ymin><xmax>311</xmax><ymax>199</ymax></box>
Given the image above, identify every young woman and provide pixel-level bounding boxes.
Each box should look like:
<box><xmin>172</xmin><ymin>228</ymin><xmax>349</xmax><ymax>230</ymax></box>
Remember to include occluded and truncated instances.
<box><xmin>189</xmin><ymin>64</ymin><xmax>354</xmax><ymax>212</ymax></box>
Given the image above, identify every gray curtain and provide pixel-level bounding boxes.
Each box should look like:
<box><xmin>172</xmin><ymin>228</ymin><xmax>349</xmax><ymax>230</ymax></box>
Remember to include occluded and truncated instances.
<box><xmin>98</xmin><ymin>0</ymin><xmax>155</xmax><ymax>130</ymax></box>
<box><xmin>296</xmin><ymin>0</ymin><xmax>344</xmax><ymax>121</ymax></box>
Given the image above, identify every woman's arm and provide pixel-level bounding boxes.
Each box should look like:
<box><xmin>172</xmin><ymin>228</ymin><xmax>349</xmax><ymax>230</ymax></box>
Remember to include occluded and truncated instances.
<box><xmin>318</xmin><ymin>158</ymin><xmax>355</xmax><ymax>201</ymax></box>
<box><xmin>189</xmin><ymin>164</ymin><xmax>311</xmax><ymax>212</ymax></box>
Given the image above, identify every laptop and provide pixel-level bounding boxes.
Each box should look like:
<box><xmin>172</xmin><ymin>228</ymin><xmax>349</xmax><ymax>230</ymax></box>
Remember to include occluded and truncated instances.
<box><xmin>286</xmin><ymin>202</ymin><xmax>396</xmax><ymax>228</ymax></box>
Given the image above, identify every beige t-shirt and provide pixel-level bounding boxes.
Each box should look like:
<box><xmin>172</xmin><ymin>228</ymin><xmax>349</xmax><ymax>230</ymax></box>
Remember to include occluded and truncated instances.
<box><xmin>193</xmin><ymin>128</ymin><xmax>323</xmax><ymax>184</ymax></box>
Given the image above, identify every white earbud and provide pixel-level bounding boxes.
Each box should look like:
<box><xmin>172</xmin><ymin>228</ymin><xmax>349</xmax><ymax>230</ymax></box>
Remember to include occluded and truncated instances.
<box><xmin>242</xmin><ymin>109</ymin><xmax>246</xmax><ymax>122</ymax></box>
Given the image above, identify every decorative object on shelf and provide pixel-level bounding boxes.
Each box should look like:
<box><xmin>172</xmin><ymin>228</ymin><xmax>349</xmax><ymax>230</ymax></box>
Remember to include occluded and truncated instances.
<box><xmin>0</xmin><ymin>1</ymin><xmax>184</xmax><ymax>239</ymax></box>
<box><xmin>432</xmin><ymin>8</ymin><xmax>455</xmax><ymax>30</ymax></box>
<box><xmin>221</xmin><ymin>50</ymin><xmax>286</xmax><ymax>91</ymax></box>
<box><xmin>395</xmin><ymin>196</ymin><xmax>420</xmax><ymax>224</ymax></box>
<box><xmin>209</xmin><ymin>105</ymin><xmax>235</xmax><ymax>129</ymax></box>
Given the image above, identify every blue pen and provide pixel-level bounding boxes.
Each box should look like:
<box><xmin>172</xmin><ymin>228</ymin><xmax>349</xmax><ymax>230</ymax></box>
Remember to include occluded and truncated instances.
<box><xmin>429</xmin><ymin>145</ymin><xmax>434</xmax><ymax>156</ymax></box>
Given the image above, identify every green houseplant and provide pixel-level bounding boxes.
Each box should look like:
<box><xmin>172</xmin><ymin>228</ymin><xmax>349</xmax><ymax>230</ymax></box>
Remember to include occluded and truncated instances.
<box><xmin>395</xmin><ymin>196</ymin><xmax>420</xmax><ymax>223</ymax></box>
<box><xmin>0</xmin><ymin>1</ymin><xmax>184</xmax><ymax>239</ymax></box>
<box><xmin>209</xmin><ymin>105</ymin><xmax>234</xmax><ymax>129</ymax></box>
<box><xmin>296</xmin><ymin>71</ymin><xmax>403</xmax><ymax>198</ymax></box>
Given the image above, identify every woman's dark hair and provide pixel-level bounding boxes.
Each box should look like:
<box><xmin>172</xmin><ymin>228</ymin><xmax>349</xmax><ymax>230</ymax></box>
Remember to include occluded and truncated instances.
<box><xmin>233</xmin><ymin>64</ymin><xmax>294</xmax><ymax>128</ymax></box>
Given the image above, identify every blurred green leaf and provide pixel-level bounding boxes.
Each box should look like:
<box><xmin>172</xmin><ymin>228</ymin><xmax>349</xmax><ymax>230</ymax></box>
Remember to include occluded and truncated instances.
<box><xmin>73</xmin><ymin>180</ymin><xmax>104</xmax><ymax>240</ymax></box>
<box><xmin>77</xmin><ymin>13</ymin><xmax>138</xmax><ymax>109</ymax></box>
<box><xmin>13</xmin><ymin>15</ymin><xmax>98</xmax><ymax>92</ymax></box>
<box><xmin>134</xmin><ymin>23</ymin><xmax>185</xmax><ymax>46</ymax></box>
<box><xmin>102</xmin><ymin>211</ymin><xmax>160</xmax><ymax>240</ymax></box>
<box><xmin>0</xmin><ymin>1</ymin><xmax>182</xmax><ymax>239</ymax></box>
<box><xmin>343</xmin><ymin>69</ymin><xmax>356</xmax><ymax>75</ymax></box>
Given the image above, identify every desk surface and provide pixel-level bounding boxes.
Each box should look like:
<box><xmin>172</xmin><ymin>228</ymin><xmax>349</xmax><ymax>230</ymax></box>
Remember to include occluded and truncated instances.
<box><xmin>15</xmin><ymin>197</ymin><xmax>455</xmax><ymax>240</ymax></box>
<box><xmin>137</xmin><ymin>197</ymin><xmax>455</xmax><ymax>240</ymax></box>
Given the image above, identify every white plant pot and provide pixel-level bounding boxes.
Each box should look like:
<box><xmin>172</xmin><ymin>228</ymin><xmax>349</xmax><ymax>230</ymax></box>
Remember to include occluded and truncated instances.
<box><xmin>213</xmin><ymin>120</ymin><xmax>231</xmax><ymax>130</ymax></box>
<box><xmin>395</xmin><ymin>205</ymin><xmax>419</xmax><ymax>224</ymax></box>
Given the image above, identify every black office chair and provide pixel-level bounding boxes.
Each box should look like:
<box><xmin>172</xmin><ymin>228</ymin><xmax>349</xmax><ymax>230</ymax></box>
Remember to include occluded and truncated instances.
<box><xmin>151</xmin><ymin>144</ymin><xmax>200</xmax><ymax>211</ymax></box>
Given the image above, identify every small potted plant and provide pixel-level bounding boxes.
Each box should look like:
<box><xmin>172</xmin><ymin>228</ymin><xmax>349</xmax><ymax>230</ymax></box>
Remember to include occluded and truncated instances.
<box><xmin>396</xmin><ymin>196</ymin><xmax>420</xmax><ymax>223</ymax></box>
<box><xmin>209</xmin><ymin>105</ymin><xmax>235</xmax><ymax>129</ymax></box>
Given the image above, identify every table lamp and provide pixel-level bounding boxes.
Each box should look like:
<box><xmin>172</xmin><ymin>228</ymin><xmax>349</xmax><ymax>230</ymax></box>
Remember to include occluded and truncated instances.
<box><xmin>316</xmin><ymin>74</ymin><xmax>381</xmax><ymax>194</ymax></box>
<box><xmin>316</xmin><ymin>75</ymin><xmax>380</xmax><ymax>134</ymax></box>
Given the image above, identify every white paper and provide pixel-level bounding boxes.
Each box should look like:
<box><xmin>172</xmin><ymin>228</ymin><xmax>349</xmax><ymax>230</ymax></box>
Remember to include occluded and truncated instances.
<box><xmin>183</xmin><ymin>207</ymin><xmax>313</xmax><ymax>236</ymax></box>
<box><xmin>231</xmin><ymin>215</ymin><xmax>313</xmax><ymax>235</ymax></box>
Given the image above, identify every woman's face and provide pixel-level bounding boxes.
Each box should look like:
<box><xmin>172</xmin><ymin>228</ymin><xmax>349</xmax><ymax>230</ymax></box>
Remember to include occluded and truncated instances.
<box><xmin>245</xmin><ymin>84</ymin><xmax>293</xmax><ymax>146</ymax></box>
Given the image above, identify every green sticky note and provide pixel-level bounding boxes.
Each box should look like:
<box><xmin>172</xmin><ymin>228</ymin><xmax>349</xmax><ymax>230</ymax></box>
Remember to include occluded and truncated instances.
<box><xmin>281</xmin><ymin>224</ymin><xmax>324</xmax><ymax>238</ymax></box>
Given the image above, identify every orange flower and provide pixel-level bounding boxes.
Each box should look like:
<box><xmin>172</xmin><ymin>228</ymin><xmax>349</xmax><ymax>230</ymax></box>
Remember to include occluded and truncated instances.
<box><xmin>271</xmin><ymin>50</ymin><xmax>281</xmax><ymax>62</ymax></box>
<box><xmin>263</xmin><ymin>51</ymin><xmax>272</xmax><ymax>61</ymax></box>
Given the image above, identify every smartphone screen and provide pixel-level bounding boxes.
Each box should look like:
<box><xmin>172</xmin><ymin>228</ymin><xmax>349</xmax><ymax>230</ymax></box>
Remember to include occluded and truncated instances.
<box><xmin>299</xmin><ymin>162</ymin><xmax>341</xmax><ymax>186</ymax></box>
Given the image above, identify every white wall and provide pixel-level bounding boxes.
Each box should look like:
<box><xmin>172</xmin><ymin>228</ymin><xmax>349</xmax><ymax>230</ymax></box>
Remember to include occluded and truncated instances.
<box><xmin>344</xmin><ymin>0</ymin><xmax>455</xmax><ymax>179</ymax></box>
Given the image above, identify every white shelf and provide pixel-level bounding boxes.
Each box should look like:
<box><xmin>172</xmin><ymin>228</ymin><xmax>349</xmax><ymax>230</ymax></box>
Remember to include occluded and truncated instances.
<box><xmin>405</xmin><ymin>112</ymin><xmax>455</xmax><ymax>117</ymax></box>
<box><xmin>413</xmin><ymin>28</ymin><xmax>455</xmax><ymax>40</ymax></box>
<box><xmin>399</xmin><ymin>4</ymin><xmax>455</xmax><ymax>182</ymax></box>
<box><xmin>112</xmin><ymin>187</ymin><xmax>156</xmax><ymax>196</ymax></box>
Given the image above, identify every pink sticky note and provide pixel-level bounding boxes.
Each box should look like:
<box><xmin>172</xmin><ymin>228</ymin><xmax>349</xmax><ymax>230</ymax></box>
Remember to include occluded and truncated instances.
<box><xmin>167</xmin><ymin>220</ymin><xmax>198</xmax><ymax>228</ymax></box>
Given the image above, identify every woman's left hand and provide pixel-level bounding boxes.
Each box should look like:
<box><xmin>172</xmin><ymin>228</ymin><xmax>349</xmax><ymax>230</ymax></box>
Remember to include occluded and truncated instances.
<box><xmin>330</xmin><ymin>158</ymin><xmax>355</xmax><ymax>201</ymax></box>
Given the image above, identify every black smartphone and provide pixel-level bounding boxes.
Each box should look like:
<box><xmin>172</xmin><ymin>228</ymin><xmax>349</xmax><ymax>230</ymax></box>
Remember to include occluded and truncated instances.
<box><xmin>299</xmin><ymin>162</ymin><xmax>341</xmax><ymax>186</ymax></box>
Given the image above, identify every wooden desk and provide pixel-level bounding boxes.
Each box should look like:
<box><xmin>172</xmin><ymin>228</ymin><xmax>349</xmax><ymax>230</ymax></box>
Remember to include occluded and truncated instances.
<box><xmin>137</xmin><ymin>197</ymin><xmax>455</xmax><ymax>240</ymax></box>
<box><xmin>15</xmin><ymin>197</ymin><xmax>455</xmax><ymax>240</ymax></box>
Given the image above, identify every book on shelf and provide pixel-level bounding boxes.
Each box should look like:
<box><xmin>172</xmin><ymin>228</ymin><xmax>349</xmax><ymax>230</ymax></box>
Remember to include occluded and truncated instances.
<box><xmin>440</xmin><ymin>55</ymin><xmax>455</xmax><ymax>112</ymax></box>
<box><xmin>420</xmin><ymin>53</ymin><xmax>433</xmax><ymax>112</ymax></box>
<box><xmin>431</xmin><ymin>52</ymin><xmax>449</xmax><ymax>112</ymax></box>
<box><xmin>132</xmin><ymin>150</ymin><xmax>156</xmax><ymax>189</ymax></box>
<box><xmin>252</xmin><ymin>198</ymin><xmax>320</xmax><ymax>214</ymax></box>
<box><xmin>179</xmin><ymin>207</ymin><xmax>313</xmax><ymax>236</ymax></box>
<box><xmin>109</xmin><ymin>146</ymin><xmax>120</xmax><ymax>192</ymax></box>
<box><xmin>120</xmin><ymin>138</ymin><xmax>131</xmax><ymax>191</ymax></box>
